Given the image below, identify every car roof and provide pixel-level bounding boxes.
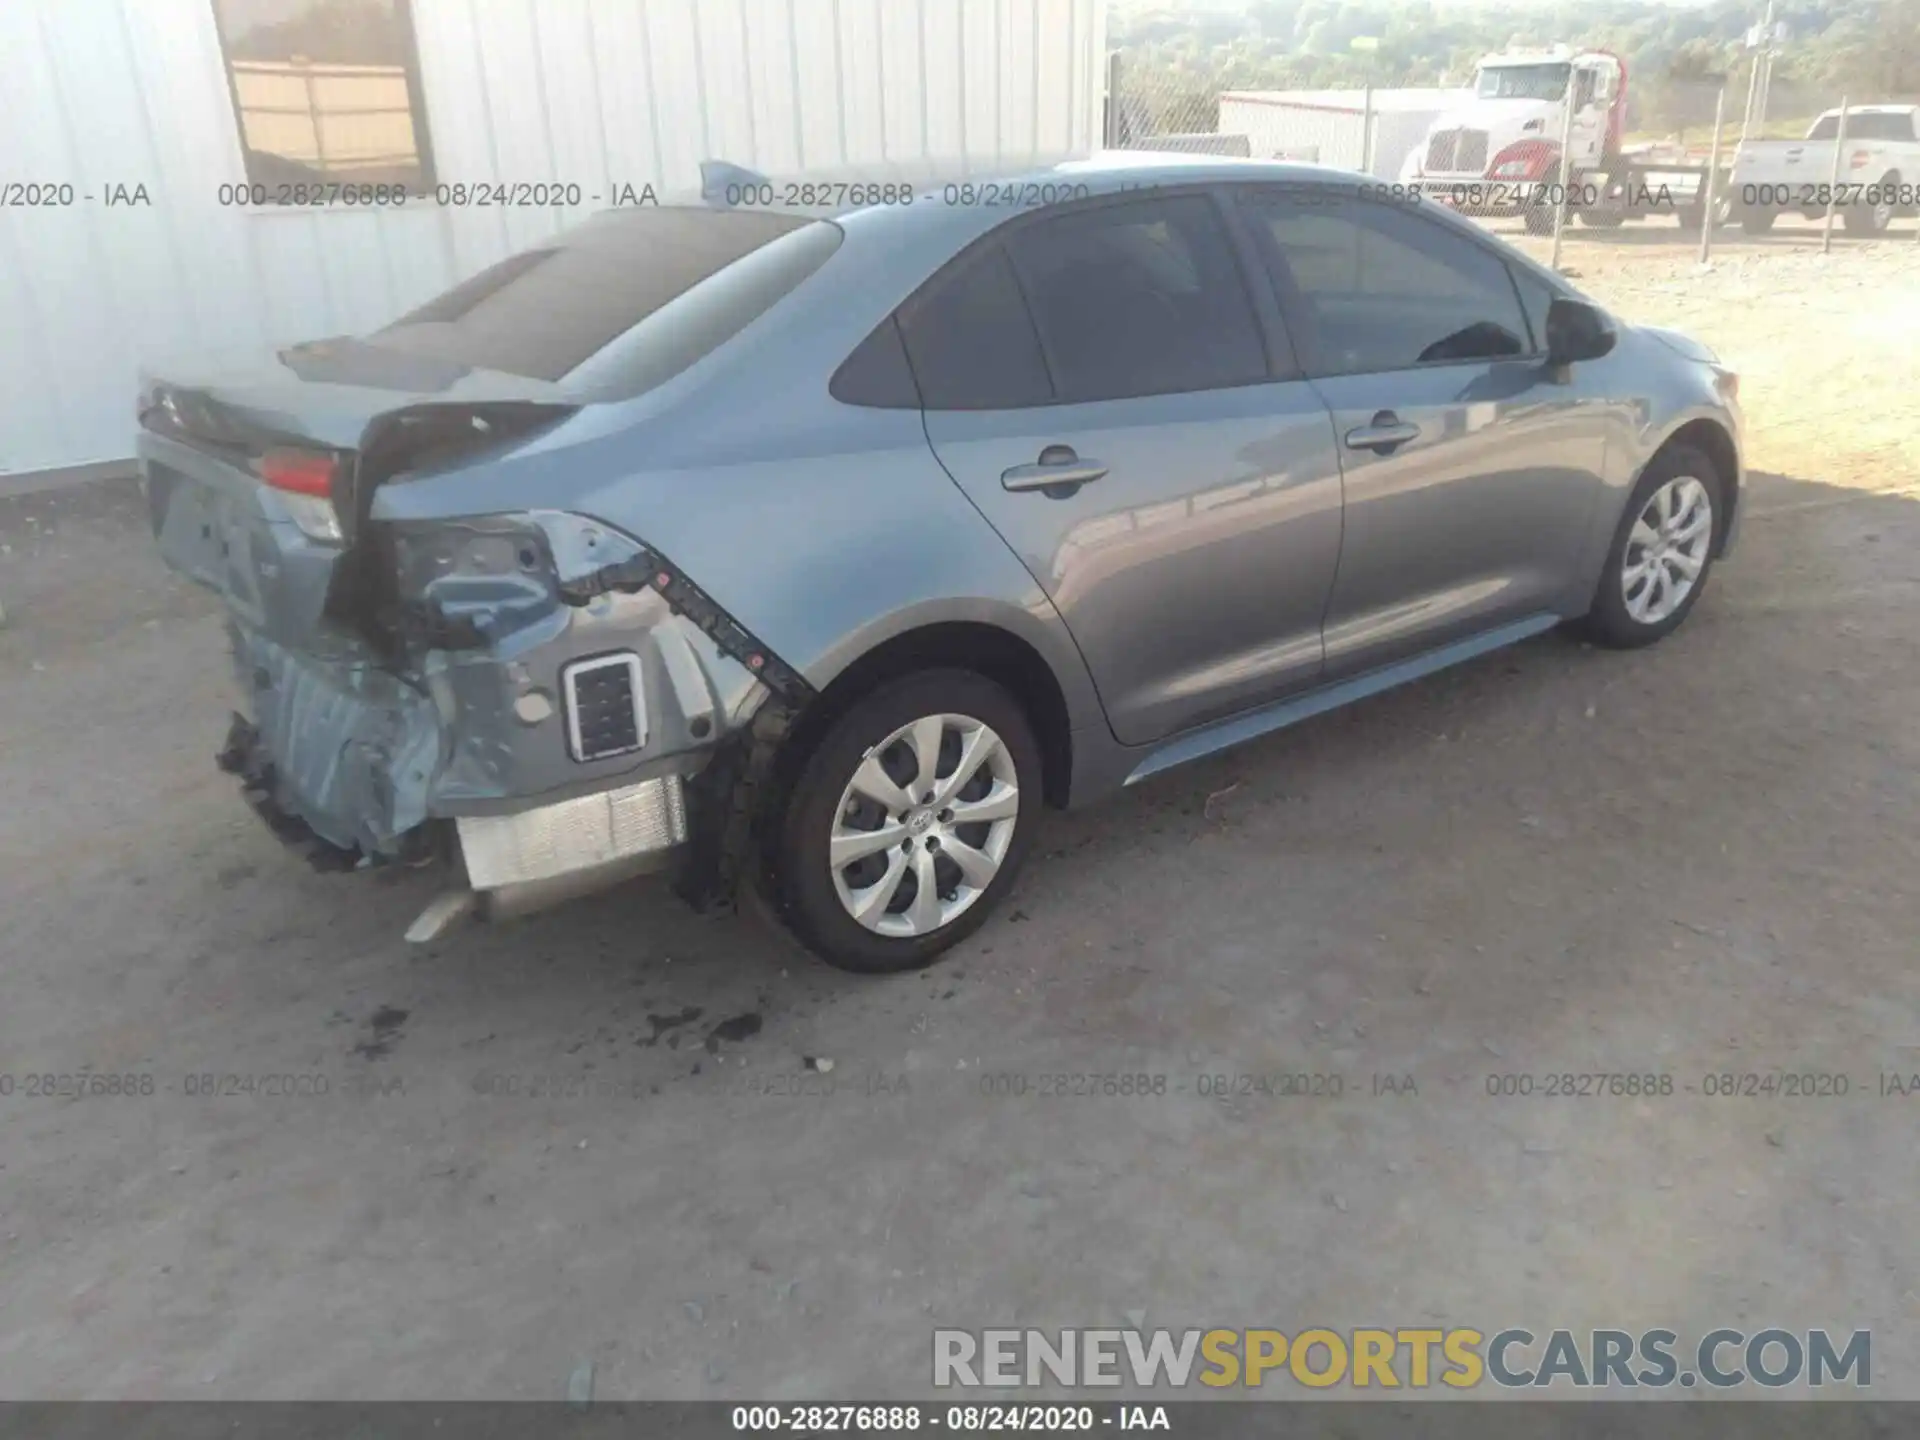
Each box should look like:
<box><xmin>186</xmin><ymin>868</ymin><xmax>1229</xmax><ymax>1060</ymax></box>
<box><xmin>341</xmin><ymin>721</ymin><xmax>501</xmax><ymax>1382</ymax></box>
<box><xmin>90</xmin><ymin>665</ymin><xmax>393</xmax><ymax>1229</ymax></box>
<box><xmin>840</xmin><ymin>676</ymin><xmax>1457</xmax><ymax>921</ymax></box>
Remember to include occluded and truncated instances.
<box><xmin>608</xmin><ymin>151</ymin><xmax>1567</xmax><ymax>304</ymax></box>
<box><xmin>660</xmin><ymin>152</ymin><xmax>1367</xmax><ymax>220</ymax></box>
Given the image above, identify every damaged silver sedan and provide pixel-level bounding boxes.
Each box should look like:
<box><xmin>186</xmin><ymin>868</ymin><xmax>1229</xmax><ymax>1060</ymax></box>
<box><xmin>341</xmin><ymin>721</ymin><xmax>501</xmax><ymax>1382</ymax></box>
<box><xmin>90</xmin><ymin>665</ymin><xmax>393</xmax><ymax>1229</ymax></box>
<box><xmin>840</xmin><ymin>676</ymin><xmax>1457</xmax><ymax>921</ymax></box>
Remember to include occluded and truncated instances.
<box><xmin>144</xmin><ymin>156</ymin><xmax>1742</xmax><ymax>971</ymax></box>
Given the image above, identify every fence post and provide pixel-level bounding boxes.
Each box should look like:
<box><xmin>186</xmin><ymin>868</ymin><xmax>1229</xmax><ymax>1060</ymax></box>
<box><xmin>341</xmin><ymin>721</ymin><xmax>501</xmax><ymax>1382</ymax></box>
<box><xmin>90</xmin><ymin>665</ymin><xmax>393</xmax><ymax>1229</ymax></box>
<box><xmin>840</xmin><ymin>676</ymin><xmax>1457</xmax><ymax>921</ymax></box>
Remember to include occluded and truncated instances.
<box><xmin>1821</xmin><ymin>97</ymin><xmax>1849</xmax><ymax>255</ymax></box>
<box><xmin>1104</xmin><ymin>51</ymin><xmax>1122</xmax><ymax>149</ymax></box>
<box><xmin>1550</xmin><ymin>81</ymin><xmax>1577</xmax><ymax>270</ymax></box>
<box><xmin>1361</xmin><ymin>84</ymin><xmax>1374</xmax><ymax>174</ymax></box>
<box><xmin>1700</xmin><ymin>83</ymin><xmax>1726</xmax><ymax>265</ymax></box>
<box><xmin>300</xmin><ymin>59</ymin><xmax>327</xmax><ymax>171</ymax></box>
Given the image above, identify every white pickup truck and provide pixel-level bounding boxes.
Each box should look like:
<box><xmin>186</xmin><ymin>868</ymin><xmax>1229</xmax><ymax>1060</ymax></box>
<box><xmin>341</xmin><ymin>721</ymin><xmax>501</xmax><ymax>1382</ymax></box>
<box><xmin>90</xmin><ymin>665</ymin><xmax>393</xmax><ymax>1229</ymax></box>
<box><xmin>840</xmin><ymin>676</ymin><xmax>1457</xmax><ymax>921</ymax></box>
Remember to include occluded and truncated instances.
<box><xmin>1727</xmin><ymin>104</ymin><xmax>1920</xmax><ymax>234</ymax></box>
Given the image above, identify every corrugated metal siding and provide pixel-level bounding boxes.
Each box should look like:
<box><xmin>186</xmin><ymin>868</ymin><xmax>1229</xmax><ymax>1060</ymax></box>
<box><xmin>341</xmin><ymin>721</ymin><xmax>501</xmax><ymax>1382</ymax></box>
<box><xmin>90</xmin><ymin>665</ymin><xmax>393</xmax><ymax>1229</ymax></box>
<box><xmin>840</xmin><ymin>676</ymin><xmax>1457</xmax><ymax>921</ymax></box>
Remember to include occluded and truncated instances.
<box><xmin>0</xmin><ymin>0</ymin><xmax>1104</xmax><ymax>477</ymax></box>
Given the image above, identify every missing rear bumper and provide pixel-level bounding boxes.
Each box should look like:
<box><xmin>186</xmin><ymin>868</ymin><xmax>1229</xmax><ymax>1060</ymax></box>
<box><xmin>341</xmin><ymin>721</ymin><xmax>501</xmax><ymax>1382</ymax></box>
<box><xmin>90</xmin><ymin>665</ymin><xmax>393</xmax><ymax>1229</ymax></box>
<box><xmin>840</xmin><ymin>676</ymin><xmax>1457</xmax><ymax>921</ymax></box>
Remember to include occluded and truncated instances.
<box><xmin>216</xmin><ymin>711</ymin><xmax>441</xmax><ymax>873</ymax></box>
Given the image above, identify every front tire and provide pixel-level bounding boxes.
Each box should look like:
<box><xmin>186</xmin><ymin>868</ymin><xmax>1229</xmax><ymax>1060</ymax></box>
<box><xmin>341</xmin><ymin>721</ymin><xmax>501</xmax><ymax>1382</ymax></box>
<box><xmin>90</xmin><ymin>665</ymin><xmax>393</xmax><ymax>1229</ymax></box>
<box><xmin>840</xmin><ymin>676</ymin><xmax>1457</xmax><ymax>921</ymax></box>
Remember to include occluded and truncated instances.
<box><xmin>771</xmin><ymin>670</ymin><xmax>1041</xmax><ymax>973</ymax></box>
<box><xmin>1574</xmin><ymin>444</ymin><xmax>1725</xmax><ymax>650</ymax></box>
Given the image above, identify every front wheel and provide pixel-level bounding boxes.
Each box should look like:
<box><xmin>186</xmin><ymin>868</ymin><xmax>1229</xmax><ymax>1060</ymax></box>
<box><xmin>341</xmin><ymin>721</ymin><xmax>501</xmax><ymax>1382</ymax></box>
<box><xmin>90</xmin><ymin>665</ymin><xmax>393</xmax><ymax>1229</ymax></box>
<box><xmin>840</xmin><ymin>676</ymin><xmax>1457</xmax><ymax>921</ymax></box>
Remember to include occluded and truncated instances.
<box><xmin>1573</xmin><ymin>445</ymin><xmax>1725</xmax><ymax>650</ymax></box>
<box><xmin>771</xmin><ymin>670</ymin><xmax>1041</xmax><ymax>973</ymax></box>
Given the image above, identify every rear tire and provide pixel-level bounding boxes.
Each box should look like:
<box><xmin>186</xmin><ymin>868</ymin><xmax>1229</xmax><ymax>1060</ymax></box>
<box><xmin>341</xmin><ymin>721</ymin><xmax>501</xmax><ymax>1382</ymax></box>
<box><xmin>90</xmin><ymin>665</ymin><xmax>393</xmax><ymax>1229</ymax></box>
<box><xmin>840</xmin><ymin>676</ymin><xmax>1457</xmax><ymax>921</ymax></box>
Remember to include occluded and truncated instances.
<box><xmin>1740</xmin><ymin>210</ymin><xmax>1776</xmax><ymax>234</ymax></box>
<box><xmin>1843</xmin><ymin>175</ymin><xmax>1898</xmax><ymax>235</ymax></box>
<box><xmin>1523</xmin><ymin>205</ymin><xmax>1556</xmax><ymax>236</ymax></box>
<box><xmin>1573</xmin><ymin>444</ymin><xmax>1726</xmax><ymax>650</ymax></box>
<box><xmin>770</xmin><ymin>669</ymin><xmax>1041</xmax><ymax>973</ymax></box>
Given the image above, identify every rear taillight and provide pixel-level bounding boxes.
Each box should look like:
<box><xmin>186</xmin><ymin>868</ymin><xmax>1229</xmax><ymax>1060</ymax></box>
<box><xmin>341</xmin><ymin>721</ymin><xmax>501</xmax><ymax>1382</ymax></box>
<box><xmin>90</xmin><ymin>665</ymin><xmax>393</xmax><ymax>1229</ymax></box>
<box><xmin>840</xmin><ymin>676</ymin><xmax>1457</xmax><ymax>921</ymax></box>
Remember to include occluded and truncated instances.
<box><xmin>256</xmin><ymin>449</ymin><xmax>344</xmax><ymax>543</ymax></box>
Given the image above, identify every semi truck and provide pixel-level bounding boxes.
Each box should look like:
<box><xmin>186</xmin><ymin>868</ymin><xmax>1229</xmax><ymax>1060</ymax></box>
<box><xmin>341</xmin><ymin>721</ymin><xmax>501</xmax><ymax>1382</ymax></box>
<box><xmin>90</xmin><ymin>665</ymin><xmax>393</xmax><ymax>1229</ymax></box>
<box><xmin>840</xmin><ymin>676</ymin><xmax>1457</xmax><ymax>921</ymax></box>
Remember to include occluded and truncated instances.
<box><xmin>1399</xmin><ymin>46</ymin><xmax>1724</xmax><ymax>233</ymax></box>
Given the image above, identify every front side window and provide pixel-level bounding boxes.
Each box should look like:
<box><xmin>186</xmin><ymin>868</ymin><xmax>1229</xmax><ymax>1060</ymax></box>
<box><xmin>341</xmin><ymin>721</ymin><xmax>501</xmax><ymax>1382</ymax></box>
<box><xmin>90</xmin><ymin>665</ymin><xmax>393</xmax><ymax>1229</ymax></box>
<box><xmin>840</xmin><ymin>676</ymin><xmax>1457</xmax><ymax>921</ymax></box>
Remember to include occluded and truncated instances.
<box><xmin>212</xmin><ymin>0</ymin><xmax>435</xmax><ymax>193</ymax></box>
<box><xmin>1246</xmin><ymin>191</ymin><xmax>1531</xmax><ymax>376</ymax></box>
<box><xmin>1507</xmin><ymin>263</ymin><xmax>1562</xmax><ymax>354</ymax></box>
<box><xmin>1001</xmin><ymin>194</ymin><xmax>1269</xmax><ymax>404</ymax></box>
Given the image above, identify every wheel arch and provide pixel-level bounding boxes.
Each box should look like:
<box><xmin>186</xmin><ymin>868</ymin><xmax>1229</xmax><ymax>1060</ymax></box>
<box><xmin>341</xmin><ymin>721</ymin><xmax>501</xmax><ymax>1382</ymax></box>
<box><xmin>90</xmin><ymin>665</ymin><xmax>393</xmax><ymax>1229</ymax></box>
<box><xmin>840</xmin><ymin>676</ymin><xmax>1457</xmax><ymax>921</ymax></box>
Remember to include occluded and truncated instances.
<box><xmin>1652</xmin><ymin>416</ymin><xmax>1742</xmax><ymax>557</ymax></box>
<box><xmin>783</xmin><ymin>618</ymin><xmax>1080</xmax><ymax>811</ymax></box>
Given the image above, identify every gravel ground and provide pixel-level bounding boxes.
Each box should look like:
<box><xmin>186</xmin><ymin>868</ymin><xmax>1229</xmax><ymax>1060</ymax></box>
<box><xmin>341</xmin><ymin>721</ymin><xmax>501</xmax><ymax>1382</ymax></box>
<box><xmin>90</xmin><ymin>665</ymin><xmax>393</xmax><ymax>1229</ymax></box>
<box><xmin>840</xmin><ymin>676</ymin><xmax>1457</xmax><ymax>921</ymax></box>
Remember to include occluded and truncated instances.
<box><xmin>1</xmin><ymin>224</ymin><xmax>1917</xmax><ymax>1401</ymax></box>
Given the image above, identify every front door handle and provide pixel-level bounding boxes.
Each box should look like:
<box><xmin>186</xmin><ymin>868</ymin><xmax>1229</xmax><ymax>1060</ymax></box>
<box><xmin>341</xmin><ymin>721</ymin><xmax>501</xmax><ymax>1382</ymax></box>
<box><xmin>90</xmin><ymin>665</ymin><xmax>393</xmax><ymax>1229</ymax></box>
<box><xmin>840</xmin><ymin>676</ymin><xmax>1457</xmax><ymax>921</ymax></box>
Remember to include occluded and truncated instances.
<box><xmin>1344</xmin><ymin>411</ymin><xmax>1421</xmax><ymax>455</ymax></box>
<box><xmin>1002</xmin><ymin>445</ymin><xmax>1109</xmax><ymax>494</ymax></box>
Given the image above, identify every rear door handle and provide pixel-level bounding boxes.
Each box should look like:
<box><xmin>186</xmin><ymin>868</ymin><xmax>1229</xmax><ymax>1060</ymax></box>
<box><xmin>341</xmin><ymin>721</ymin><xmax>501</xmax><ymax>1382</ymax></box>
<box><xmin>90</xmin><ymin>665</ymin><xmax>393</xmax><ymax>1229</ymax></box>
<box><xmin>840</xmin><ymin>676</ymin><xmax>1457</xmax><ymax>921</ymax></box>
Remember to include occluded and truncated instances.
<box><xmin>1344</xmin><ymin>412</ymin><xmax>1420</xmax><ymax>455</ymax></box>
<box><xmin>1001</xmin><ymin>446</ymin><xmax>1109</xmax><ymax>493</ymax></box>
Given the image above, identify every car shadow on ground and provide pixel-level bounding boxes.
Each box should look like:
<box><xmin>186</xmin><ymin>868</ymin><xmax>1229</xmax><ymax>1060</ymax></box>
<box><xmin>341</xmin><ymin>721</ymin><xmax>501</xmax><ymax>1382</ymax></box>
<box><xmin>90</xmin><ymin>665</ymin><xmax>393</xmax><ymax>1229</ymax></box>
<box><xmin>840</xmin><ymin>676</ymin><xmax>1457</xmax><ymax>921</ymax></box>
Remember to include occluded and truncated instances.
<box><xmin>119</xmin><ymin>467</ymin><xmax>1918</xmax><ymax>1083</ymax></box>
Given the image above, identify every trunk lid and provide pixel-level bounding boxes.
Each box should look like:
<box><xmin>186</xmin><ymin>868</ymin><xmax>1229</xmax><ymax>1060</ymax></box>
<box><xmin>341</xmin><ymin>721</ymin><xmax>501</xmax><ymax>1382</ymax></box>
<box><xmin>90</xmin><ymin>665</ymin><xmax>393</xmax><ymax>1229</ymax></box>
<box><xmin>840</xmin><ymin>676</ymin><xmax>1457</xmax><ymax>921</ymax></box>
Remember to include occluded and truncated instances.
<box><xmin>141</xmin><ymin>346</ymin><xmax>574</xmax><ymax>653</ymax></box>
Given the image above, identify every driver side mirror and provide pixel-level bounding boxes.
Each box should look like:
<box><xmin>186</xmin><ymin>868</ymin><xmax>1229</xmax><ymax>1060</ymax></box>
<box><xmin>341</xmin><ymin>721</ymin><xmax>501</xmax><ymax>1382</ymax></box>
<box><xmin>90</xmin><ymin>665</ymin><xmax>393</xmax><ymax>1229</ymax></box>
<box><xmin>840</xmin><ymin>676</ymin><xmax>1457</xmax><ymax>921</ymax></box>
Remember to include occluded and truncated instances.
<box><xmin>1545</xmin><ymin>297</ymin><xmax>1617</xmax><ymax>366</ymax></box>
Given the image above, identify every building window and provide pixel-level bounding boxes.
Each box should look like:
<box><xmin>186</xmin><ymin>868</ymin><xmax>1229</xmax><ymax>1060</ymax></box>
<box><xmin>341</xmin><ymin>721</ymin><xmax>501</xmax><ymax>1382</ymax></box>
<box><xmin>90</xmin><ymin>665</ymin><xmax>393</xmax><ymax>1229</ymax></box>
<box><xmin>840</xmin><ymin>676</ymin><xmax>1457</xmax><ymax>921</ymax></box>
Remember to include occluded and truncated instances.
<box><xmin>211</xmin><ymin>0</ymin><xmax>435</xmax><ymax>194</ymax></box>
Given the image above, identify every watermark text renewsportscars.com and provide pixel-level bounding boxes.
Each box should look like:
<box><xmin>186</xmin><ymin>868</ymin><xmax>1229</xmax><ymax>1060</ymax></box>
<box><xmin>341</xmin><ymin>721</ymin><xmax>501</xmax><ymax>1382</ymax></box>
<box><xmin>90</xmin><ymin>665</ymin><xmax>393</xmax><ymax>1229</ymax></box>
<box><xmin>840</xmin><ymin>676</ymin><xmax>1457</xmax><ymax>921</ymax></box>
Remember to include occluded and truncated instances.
<box><xmin>933</xmin><ymin>1327</ymin><xmax>1870</xmax><ymax>1391</ymax></box>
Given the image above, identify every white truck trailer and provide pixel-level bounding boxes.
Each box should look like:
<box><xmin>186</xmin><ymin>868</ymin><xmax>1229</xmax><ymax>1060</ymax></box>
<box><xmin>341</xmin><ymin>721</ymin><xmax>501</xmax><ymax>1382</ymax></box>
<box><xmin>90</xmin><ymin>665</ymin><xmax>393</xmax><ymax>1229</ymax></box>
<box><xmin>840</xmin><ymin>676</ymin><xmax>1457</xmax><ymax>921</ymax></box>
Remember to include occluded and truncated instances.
<box><xmin>1216</xmin><ymin>89</ymin><xmax>1463</xmax><ymax>179</ymax></box>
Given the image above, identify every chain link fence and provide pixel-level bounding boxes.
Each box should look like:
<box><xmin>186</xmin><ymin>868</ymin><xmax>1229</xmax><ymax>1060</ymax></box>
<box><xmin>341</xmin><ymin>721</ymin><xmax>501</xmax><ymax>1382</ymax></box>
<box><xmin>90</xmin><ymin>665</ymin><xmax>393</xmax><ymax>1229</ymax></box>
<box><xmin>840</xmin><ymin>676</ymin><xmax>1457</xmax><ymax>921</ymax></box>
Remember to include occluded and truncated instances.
<box><xmin>1104</xmin><ymin>49</ymin><xmax>1920</xmax><ymax>258</ymax></box>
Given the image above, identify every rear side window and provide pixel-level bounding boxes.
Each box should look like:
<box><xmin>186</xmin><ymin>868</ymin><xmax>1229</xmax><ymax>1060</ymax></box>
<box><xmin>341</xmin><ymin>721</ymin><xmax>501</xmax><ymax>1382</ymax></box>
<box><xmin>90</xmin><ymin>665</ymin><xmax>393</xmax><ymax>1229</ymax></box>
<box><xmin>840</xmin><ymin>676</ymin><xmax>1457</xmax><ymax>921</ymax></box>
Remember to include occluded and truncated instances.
<box><xmin>831</xmin><ymin>316</ymin><xmax>922</xmax><ymax>408</ymax></box>
<box><xmin>1003</xmin><ymin>194</ymin><xmax>1268</xmax><ymax>404</ymax></box>
<box><xmin>373</xmin><ymin>208</ymin><xmax>826</xmax><ymax>383</ymax></box>
<box><xmin>1246</xmin><ymin>191</ymin><xmax>1530</xmax><ymax>375</ymax></box>
<box><xmin>897</xmin><ymin>246</ymin><xmax>1054</xmax><ymax>410</ymax></box>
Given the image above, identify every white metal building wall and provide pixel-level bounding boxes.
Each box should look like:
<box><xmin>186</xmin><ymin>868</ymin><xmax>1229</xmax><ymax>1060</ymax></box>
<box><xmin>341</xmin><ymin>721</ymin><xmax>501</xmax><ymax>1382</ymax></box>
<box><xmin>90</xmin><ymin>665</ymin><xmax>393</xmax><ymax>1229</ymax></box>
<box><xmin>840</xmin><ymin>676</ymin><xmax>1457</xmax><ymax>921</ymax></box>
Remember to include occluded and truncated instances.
<box><xmin>0</xmin><ymin>0</ymin><xmax>1104</xmax><ymax>478</ymax></box>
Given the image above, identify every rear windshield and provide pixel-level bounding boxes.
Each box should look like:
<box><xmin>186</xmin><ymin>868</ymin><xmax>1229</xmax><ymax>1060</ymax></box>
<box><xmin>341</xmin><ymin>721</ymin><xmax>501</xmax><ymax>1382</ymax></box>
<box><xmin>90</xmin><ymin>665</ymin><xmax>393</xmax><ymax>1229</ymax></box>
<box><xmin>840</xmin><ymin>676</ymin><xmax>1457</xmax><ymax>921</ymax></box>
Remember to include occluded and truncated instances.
<box><xmin>1807</xmin><ymin>111</ymin><xmax>1915</xmax><ymax>140</ymax></box>
<box><xmin>371</xmin><ymin>208</ymin><xmax>831</xmax><ymax>382</ymax></box>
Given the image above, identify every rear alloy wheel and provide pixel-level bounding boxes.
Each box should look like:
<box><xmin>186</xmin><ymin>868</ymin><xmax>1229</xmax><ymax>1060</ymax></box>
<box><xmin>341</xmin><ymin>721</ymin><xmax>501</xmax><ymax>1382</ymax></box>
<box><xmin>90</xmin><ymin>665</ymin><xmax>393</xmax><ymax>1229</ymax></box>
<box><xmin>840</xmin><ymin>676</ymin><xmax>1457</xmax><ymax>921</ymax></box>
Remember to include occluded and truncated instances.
<box><xmin>772</xmin><ymin>670</ymin><xmax>1039</xmax><ymax>972</ymax></box>
<box><xmin>1844</xmin><ymin>178</ymin><xmax>1897</xmax><ymax>235</ymax></box>
<box><xmin>1574</xmin><ymin>445</ymin><xmax>1724</xmax><ymax>649</ymax></box>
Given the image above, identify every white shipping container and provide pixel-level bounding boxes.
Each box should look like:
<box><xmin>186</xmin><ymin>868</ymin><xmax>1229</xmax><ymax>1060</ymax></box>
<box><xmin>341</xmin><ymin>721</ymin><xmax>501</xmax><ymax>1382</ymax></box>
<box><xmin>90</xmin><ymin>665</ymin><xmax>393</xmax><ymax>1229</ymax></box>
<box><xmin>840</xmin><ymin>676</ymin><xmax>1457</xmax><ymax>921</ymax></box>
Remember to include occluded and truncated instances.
<box><xmin>0</xmin><ymin>0</ymin><xmax>1105</xmax><ymax>480</ymax></box>
<box><xmin>1218</xmin><ymin>89</ymin><xmax>1466</xmax><ymax>180</ymax></box>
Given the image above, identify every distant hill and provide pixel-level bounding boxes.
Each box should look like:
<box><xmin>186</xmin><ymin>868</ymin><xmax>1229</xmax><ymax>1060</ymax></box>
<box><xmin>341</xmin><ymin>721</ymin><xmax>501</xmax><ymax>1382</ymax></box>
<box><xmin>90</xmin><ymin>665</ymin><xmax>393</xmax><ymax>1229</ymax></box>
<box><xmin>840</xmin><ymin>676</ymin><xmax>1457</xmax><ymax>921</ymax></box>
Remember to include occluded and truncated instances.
<box><xmin>1112</xmin><ymin>0</ymin><xmax>1920</xmax><ymax>128</ymax></box>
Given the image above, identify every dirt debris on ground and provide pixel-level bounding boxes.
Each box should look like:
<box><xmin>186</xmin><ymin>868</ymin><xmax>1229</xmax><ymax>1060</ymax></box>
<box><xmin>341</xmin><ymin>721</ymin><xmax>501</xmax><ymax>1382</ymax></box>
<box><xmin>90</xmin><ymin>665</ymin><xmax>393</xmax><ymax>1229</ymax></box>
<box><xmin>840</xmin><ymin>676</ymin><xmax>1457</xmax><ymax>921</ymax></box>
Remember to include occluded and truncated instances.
<box><xmin>0</xmin><ymin>221</ymin><xmax>1917</xmax><ymax>1399</ymax></box>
